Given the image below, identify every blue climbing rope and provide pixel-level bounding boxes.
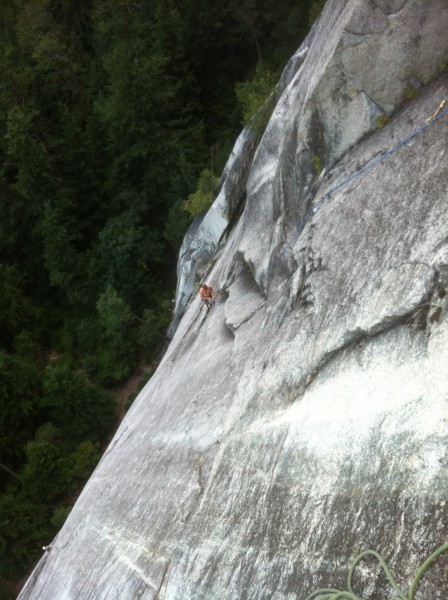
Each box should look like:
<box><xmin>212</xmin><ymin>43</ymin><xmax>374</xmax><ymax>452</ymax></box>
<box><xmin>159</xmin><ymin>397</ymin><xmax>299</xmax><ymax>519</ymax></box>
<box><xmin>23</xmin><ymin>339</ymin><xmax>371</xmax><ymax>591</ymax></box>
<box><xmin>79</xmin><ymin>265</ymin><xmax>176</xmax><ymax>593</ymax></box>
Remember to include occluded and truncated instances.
<box><xmin>311</xmin><ymin>101</ymin><xmax>448</xmax><ymax>216</ymax></box>
<box><xmin>304</xmin><ymin>544</ymin><xmax>448</xmax><ymax>600</ymax></box>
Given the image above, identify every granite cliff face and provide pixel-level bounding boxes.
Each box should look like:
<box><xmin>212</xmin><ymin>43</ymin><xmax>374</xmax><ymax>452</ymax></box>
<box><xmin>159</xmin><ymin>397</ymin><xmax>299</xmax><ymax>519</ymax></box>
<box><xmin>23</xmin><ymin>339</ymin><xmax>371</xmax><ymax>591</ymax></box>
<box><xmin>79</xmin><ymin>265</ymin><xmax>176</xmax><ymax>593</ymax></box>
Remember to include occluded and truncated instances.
<box><xmin>19</xmin><ymin>1</ymin><xmax>448</xmax><ymax>599</ymax></box>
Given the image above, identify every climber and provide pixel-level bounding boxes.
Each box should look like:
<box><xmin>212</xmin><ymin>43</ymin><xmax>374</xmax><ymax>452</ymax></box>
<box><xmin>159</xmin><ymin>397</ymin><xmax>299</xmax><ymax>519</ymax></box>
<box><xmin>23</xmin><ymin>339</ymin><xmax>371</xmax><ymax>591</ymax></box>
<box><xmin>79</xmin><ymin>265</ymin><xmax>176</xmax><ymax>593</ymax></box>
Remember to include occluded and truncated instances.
<box><xmin>198</xmin><ymin>284</ymin><xmax>216</xmax><ymax>308</ymax></box>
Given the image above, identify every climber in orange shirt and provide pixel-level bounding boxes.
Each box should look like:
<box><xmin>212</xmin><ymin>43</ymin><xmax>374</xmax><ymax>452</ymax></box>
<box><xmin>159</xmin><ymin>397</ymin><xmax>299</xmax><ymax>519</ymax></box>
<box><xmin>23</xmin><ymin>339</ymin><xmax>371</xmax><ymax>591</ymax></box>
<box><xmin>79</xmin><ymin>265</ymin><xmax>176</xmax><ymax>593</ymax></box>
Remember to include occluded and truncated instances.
<box><xmin>198</xmin><ymin>284</ymin><xmax>216</xmax><ymax>308</ymax></box>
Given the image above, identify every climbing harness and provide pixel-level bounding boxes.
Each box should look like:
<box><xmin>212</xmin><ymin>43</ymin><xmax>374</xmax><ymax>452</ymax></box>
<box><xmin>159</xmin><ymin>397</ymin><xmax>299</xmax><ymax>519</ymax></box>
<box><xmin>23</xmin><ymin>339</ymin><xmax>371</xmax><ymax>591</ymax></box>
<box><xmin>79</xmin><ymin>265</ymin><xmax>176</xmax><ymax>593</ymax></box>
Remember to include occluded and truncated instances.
<box><xmin>310</xmin><ymin>99</ymin><xmax>448</xmax><ymax>218</ymax></box>
<box><xmin>304</xmin><ymin>544</ymin><xmax>448</xmax><ymax>600</ymax></box>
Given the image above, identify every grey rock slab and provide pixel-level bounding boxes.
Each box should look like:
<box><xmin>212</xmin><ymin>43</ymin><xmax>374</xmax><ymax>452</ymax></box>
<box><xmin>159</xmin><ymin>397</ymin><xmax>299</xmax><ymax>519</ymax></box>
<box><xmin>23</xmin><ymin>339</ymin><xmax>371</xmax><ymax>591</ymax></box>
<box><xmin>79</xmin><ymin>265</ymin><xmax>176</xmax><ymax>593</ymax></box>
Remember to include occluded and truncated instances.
<box><xmin>239</xmin><ymin>0</ymin><xmax>448</xmax><ymax>290</ymax></box>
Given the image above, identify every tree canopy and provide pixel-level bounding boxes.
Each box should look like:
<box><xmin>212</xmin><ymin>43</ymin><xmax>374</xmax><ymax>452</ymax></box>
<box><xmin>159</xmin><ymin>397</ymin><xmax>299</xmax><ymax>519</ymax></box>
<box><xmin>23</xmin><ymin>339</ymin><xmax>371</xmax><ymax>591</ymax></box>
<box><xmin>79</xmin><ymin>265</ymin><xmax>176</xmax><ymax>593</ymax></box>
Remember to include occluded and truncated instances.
<box><xmin>0</xmin><ymin>0</ymin><xmax>322</xmax><ymax>595</ymax></box>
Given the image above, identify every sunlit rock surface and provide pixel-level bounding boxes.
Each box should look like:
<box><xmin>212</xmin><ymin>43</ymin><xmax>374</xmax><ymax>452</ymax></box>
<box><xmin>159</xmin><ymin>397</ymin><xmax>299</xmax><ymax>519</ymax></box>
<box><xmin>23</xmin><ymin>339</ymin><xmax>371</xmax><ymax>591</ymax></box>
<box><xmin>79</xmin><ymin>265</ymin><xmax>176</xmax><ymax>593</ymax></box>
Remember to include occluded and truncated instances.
<box><xmin>19</xmin><ymin>1</ymin><xmax>448</xmax><ymax>599</ymax></box>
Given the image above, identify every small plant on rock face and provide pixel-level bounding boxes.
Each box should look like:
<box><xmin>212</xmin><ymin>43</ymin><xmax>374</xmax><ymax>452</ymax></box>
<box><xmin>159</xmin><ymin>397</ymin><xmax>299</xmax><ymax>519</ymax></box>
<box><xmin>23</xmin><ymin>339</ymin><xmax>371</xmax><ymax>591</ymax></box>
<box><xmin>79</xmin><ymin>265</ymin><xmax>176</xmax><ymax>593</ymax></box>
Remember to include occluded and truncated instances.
<box><xmin>183</xmin><ymin>169</ymin><xmax>219</xmax><ymax>219</ymax></box>
<box><xmin>375</xmin><ymin>114</ymin><xmax>390</xmax><ymax>129</ymax></box>
<box><xmin>440</xmin><ymin>60</ymin><xmax>447</xmax><ymax>72</ymax></box>
<box><xmin>312</xmin><ymin>154</ymin><xmax>323</xmax><ymax>175</ymax></box>
<box><xmin>235</xmin><ymin>65</ymin><xmax>278</xmax><ymax>138</ymax></box>
<box><xmin>405</xmin><ymin>84</ymin><xmax>420</xmax><ymax>100</ymax></box>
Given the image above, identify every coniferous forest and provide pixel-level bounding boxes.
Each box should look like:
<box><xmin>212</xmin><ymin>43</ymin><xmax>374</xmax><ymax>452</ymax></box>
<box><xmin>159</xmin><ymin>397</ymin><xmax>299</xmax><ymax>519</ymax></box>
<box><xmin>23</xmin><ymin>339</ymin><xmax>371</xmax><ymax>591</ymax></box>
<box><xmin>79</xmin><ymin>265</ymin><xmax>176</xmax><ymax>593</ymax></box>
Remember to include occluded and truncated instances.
<box><xmin>0</xmin><ymin>1</ymin><xmax>323</xmax><ymax>596</ymax></box>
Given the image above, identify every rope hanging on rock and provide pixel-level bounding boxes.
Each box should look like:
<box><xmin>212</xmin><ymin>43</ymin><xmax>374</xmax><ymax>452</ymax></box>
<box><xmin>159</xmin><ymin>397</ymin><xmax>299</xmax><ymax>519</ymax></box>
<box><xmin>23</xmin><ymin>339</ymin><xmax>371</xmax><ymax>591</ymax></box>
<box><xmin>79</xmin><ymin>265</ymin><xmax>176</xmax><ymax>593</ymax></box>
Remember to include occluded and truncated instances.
<box><xmin>304</xmin><ymin>544</ymin><xmax>448</xmax><ymax>600</ymax></box>
<box><xmin>312</xmin><ymin>99</ymin><xmax>448</xmax><ymax>214</ymax></box>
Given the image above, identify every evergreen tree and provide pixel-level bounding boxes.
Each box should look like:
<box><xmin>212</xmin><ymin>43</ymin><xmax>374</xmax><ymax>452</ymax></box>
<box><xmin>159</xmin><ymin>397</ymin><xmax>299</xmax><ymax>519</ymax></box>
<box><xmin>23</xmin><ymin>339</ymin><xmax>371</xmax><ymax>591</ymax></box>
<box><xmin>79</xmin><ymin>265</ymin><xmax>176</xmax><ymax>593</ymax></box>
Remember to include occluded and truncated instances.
<box><xmin>0</xmin><ymin>0</ymin><xmax>319</xmax><ymax>587</ymax></box>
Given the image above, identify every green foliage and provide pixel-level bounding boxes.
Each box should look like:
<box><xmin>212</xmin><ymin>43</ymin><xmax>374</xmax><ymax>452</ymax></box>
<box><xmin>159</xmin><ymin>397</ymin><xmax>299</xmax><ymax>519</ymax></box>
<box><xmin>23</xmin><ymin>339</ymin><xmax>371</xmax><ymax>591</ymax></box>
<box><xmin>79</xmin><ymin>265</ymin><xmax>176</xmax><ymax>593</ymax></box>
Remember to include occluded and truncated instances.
<box><xmin>137</xmin><ymin>297</ymin><xmax>172</xmax><ymax>355</ymax></box>
<box><xmin>439</xmin><ymin>60</ymin><xmax>447</xmax><ymax>72</ymax></box>
<box><xmin>0</xmin><ymin>580</ymin><xmax>14</xmax><ymax>600</ymax></box>
<box><xmin>164</xmin><ymin>199</ymin><xmax>190</xmax><ymax>253</ymax></box>
<box><xmin>235</xmin><ymin>65</ymin><xmax>278</xmax><ymax>136</ymax></box>
<box><xmin>50</xmin><ymin>504</ymin><xmax>71</xmax><ymax>529</ymax></box>
<box><xmin>62</xmin><ymin>289</ymin><xmax>136</xmax><ymax>385</ymax></box>
<box><xmin>41</xmin><ymin>360</ymin><xmax>116</xmax><ymax>441</ymax></box>
<box><xmin>34</xmin><ymin>422</ymin><xmax>60</xmax><ymax>445</ymax></box>
<box><xmin>23</xmin><ymin>441</ymin><xmax>66</xmax><ymax>501</ymax></box>
<box><xmin>0</xmin><ymin>0</ymin><xmax>319</xmax><ymax>586</ymax></box>
<box><xmin>312</xmin><ymin>154</ymin><xmax>323</xmax><ymax>175</ymax></box>
<box><xmin>375</xmin><ymin>114</ymin><xmax>391</xmax><ymax>129</ymax></box>
<box><xmin>137</xmin><ymin>309</ymin><xmax>164</xmax><ymax>351</ymax></box>
<box><xmin>0</xmin><ymin>491</ymin><xmax>51</xmax><ymax>580</ymax></box>
<box><xmin>39</xmin><ymin>202</ymin><xmax>81</xmax><ymax>298</ymax></box>
<box><xmin>405</xmin><ymin>84</ymin><xmax>420</xmax><ymax>100</ymax></box>
<box><xmin>0</xmin><ymin>348</ymin><xmax>43</xmax><ymax>467</ymax></box>
<box><xmin>96</xmin><ymin>286</ymin><xmax>132</xmax><ymax>339</ymax></box>
<box><xmin>3</xmin><ymin>106</ymin><xmax>48</xmax><ymax>200</ymax></box>
<box><xmin>92</xmin><ymin>208</ymin><xmax>164</xmax><ymax>305</ymax></box>
<box><xmin>183</xmin><ymin>169</ymin><xmax>219</xmax><ymax>218</ymax></box>
<box><xmin>308</xmin><ymin>0</ymin><xmax>326</xmax><ymax>26</ymax></box>
<box><xmin>0</xmin><ymin>265</ymin><xmax>37</xmax><ymax>347</ymax></box>
<box><xmin>67</xmin><ymin>441</ymin><xmax>100</xmax><ymax>482</ymax></box>
<box><xmin>92</xmin><ymin>287</ymin><xmax>135</xmax><ymax>383</ymax></box>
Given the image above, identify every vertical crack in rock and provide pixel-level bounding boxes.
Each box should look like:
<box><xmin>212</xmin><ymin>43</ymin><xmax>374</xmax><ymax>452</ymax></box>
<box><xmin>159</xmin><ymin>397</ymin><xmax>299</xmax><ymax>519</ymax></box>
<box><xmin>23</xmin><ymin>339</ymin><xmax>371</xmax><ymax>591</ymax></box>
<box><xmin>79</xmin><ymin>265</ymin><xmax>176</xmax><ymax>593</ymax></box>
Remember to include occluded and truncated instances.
<box><xmin>182</xmin><ymin>456</ymin><xmax>205</xmax><ymax>524</ymax></box>
<box><xmin>152</xmin><ymin>560</ymin><xmax>171</xmax><ymax>600</ymax></box>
